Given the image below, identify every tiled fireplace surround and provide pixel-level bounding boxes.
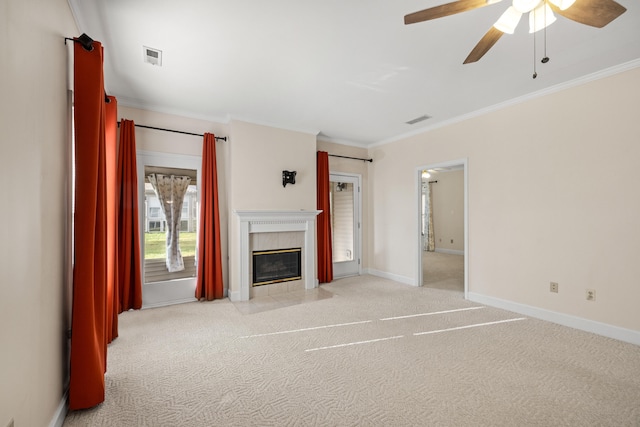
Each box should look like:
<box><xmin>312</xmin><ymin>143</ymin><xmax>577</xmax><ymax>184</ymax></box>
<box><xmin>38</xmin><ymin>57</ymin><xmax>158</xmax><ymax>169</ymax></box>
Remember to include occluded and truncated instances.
<box><xmin>232</xmin><ymin>210</ymin><xmax>321</xmax><ymax>301</ymax></box>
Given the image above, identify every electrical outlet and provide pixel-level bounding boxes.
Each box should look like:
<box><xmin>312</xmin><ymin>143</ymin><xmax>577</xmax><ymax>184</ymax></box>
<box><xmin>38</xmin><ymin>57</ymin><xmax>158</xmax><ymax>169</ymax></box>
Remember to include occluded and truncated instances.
<box><xmin>550</xmin><ymin>282</ymin><xmax>558</xmax><ymax>293</ymax></box>
<box><xmin>586</xmin><ymin>289</ymin><xmax>596</xmax><ymax>301</ymax></box>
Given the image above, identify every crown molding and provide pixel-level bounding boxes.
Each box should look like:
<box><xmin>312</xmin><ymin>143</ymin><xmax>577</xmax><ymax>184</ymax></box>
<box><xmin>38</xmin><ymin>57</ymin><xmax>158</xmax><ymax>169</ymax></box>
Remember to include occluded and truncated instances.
<box><xmin>116</xmin><ymin>96</ymin><xmax>230</xmax><ymax>125</ymax></box>
<box><xmin>228</xmin><ymin>115</ymin><xmax>320</xmax><ymax>137</ymax></box>
<box><xmin>372</xmin><ymin>58</ymin><xmax>640</xmax><ymax>148</ymax></box>
<box><xmin>316</xmin><ymin>135</ymin><xmax>370</xmax><ymax>149</ymax></box>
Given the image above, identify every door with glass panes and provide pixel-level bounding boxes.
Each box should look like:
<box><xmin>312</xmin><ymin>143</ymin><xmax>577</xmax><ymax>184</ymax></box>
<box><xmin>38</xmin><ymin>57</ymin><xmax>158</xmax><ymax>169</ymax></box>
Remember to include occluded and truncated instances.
<box><xmin>137</xmin><ymin>152</ymin><xmax>201</xmax><ymax>308</ymax></box>
<box><xmin>329</xmin><ymin>173</ymin><xmax>361</xmax><ymax>278</ymax></box>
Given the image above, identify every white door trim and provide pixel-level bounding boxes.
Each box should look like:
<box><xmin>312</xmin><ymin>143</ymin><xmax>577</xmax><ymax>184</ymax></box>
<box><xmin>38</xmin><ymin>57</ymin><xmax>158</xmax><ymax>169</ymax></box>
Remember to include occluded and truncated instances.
<box><xmin>415</xmin><ymin>159</ymin><xmax>468</xmax><ymax>299</ymax></box>
<box><xmin>137</xmin><ymin>150</ymin><xmax>201</xmax><ymax>308</ymax></box>
<box><xmin>330</xmin><ymin>172</ymin><xmax>362</xmax><ymax>278</ymax></box>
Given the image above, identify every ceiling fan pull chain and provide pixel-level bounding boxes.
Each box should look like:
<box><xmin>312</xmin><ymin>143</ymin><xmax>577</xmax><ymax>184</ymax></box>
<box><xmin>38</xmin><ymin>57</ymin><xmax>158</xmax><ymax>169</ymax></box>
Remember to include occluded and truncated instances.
<box><xmin>532</xmin><ymin>10</ymin><xmax>537</xmax><ymax>79</ymax></box>
<box><xmin>542</xmin><ymin>0</ymin><xmax>550</xmax><ymax>64</ymax></box>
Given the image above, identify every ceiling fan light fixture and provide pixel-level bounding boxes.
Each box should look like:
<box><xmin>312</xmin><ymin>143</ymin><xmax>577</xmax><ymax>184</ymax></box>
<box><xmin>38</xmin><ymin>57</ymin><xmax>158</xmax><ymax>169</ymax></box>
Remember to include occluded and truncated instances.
<box><xmin>529</xmin><ymin>3</ymin><xmax>556</xmax><ymax>33</ymax></box>
<box><xmin>547</xmin><ymin>0</ymin><xmax>576</xmax><ymax>10</ymax></box>
<box><xmin>493</xmin><ymin>6</ymin><xmax>522</xmax><ymax>34</ymax></box>
<box><xmin>513</xmin><ymin>0</ymin><xmax>541</xmax><ymax>14</ymax></box>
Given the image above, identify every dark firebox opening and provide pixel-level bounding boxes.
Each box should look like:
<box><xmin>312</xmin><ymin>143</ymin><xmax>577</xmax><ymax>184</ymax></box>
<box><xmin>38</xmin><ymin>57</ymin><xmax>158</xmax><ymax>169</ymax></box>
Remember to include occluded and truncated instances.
<box><xmin>252</xmin><ymin>248</ymin><xmax>302</xmax><ymax>286</ymax></box>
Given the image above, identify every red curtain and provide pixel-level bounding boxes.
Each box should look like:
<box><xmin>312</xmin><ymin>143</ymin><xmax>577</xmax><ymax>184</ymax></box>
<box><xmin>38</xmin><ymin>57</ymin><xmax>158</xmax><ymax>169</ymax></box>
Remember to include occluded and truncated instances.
<box><xmin>317</xmin><ymin>151</ymin><xmax>333</xmax><ymax>283</ymax></box>
<box><xmin>117</xmin><ymin>119</ymin><xmax>143</xmax><ymax>311</ymax></box>
<box><xmin>195</xmin><ymin>133</ymin><xmax>224</xmax><ymax>300</ymax></box>
<box><xmin>105</xmin><ymin>96</ymin><xmax>119</xmax><ymax>344</ymax></box>
<box><xmin>69</xmin><ymin>39</ymin><xmax>114</xmax><ymax>410</ymax></box>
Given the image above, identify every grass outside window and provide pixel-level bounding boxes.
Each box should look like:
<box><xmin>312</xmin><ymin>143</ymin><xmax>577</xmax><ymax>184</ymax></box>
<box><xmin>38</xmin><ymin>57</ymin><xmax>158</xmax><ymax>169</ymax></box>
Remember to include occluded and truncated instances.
<box><xmin>145</xmin><ymin>232</ymin><xmax>197</xmax><ymax>259</ymax></box>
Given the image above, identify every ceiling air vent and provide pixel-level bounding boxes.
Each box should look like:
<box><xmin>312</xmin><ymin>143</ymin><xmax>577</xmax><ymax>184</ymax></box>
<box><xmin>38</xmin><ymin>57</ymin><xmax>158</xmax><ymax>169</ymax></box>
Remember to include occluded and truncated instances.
<box><xmin>143</xmin><ymin>46</ymin><xmax>162</xmax><ymax>66</ymax></box>
<box><xmin>405</xmin><ymin>114</ymin><xmax>431</xmax><ymax>125</ymax></box>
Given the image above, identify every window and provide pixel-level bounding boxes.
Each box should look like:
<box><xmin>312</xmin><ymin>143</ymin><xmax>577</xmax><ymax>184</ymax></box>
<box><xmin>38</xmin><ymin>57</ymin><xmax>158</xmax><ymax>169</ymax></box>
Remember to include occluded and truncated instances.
<box><xmin>143</xmin><ymin>166</ymin><xmax>198</xmax><ymax>282</ymax></box>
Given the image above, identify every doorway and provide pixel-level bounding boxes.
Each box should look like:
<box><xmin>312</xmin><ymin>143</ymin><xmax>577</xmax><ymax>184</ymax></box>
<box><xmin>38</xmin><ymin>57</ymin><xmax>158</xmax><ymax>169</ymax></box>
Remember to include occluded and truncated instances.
<box><xmin>137</xmin><ymin>151</ymin><xmax>201</xmax><ymax>308</ymax></box>
<box><xmin>330</xmin><ymin>173</ymin><xmax>362</xmax><ymax>278</ymax></box>
<box><xmin>417</xmin><ymin>160</ymin><xmax>468</xmax><ymax>298</ymax></box>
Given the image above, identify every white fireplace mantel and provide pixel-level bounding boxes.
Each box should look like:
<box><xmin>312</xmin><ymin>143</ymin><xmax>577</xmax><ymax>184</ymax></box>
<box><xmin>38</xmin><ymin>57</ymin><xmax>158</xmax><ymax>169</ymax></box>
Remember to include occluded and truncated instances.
<box><xmin>232</xmin><ymin>210</ymin><xmax>321</xmax><ymax>301</ymax></box>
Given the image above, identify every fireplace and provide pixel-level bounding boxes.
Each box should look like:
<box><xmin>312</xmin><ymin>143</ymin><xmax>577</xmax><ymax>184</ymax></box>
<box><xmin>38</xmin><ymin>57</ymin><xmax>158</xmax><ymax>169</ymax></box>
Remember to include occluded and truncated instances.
<box><xmin>232</xmin><ymin>210</ymin><xmax>321</xmax><ymax>301</ymax></box>
<box><xmin>253</xmin><ymin>248</ymin><xmax>302</xmax><ymax>286</ymax></box>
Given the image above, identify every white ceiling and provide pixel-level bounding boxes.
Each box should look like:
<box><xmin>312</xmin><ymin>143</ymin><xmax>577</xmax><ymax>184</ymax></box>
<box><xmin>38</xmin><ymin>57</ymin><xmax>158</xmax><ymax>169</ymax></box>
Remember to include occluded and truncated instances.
<box><xmin>68</xmin><ymin>0</ymin><xmax>640</xmax><ymax>147</ymax></box>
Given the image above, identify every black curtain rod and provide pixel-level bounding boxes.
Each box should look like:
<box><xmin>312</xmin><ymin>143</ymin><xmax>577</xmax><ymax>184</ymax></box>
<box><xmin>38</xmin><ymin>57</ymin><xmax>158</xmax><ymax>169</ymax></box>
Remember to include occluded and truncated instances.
<box><xmin>66</xmin><ymin>37</ymin><xmax>110</xmax><ymax>102</ymax></box>
<box><xmin>64</xmin><ymin>35</ymin><xmax>93</xmax><ymax>51</ymax></box>
<box><xmin>117</xmin><ymin>122</ymin><xmax>227</xmax><ymax>141</ymax></box>
<box><xmin>328</xmin><ymin>154</ymin><xmax>373</xmax><ymax>163</ymax></box>
<box><xmin>429</xmin><ymin>180</ymin><xmax>438</xmax><ymax>184</ymax></box>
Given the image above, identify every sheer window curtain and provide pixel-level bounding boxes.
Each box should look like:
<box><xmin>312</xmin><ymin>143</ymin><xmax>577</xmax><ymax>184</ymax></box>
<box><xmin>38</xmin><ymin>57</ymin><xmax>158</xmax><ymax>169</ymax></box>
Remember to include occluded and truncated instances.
<box><xmin>148</xmin><ymin>173</ymin><xmax>191</xmax><ymax>272</ymax></box>
<box><xmin>423</xmin><ymin>182</ymin><xmax>435</xmax><ymax>252</ymax></box>
<box><xmin>427</xmin><ymin>182</ymin><xmax>435</xmax><ymax>252</ymax></box>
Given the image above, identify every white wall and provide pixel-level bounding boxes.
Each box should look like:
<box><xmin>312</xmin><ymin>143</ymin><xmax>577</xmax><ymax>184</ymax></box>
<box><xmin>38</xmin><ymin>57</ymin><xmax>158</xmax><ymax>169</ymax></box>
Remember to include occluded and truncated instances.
<box><xmin>228</xmin><ymin>120</ymin><xmax>317</xmax><ymax>295</ymax></box>
<box><xmin>119</xmin><ymin>106</ymin><xmax>229</xmax><ymax>157</ymax></box>
<box><xmin>0</xmin><ymin>0</ymin><xmax>78</xmax><ymax>425</ymax></box>
<box><xmin>430</xmin><ymin>170</ymin><xmax>464</xmax><ymax>253</ymax></box>
<box><xmin>369</xmin><ymin>67</ymin><xmax>640</xmax><ymax>332</ymax></box>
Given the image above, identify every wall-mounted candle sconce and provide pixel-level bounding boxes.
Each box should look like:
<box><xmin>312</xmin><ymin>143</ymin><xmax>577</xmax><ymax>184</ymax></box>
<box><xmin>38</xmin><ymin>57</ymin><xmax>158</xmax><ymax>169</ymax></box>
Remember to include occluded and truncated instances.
<box><xmin>282</xmin><ymin>170</ymin><xmax>297</xmax><ymax>187</ymax></box>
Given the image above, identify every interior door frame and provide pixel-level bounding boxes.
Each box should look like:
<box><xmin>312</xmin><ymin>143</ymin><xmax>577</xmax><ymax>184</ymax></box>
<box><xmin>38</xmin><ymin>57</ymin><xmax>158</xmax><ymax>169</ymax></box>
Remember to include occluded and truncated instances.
<box><xmin>137</xmin><ymin>150</ymin><xmax>201</xmax><ymax>308</ymax></box>
<box><xmin>330</xmin><ymin>171</ymin><xmax>362</xmax><ymax>278</ymax></box>
<box><xmin>415</xmin><ymin>159</ymin><xmax>469</xmax><ymax>299</ymax></box>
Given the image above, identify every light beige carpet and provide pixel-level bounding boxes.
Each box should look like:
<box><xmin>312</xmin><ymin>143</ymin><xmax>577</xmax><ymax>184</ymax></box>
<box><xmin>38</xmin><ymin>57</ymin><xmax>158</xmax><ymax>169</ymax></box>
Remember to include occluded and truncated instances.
<box><xmin>423</xmin><ymin>250</ymin><xmax>464</xmax><ymax>291</ymax></box>
<box><xmin>64</xmin><ymin>276</ymin><xmax>640</xmax><ymax>426</ymax></box>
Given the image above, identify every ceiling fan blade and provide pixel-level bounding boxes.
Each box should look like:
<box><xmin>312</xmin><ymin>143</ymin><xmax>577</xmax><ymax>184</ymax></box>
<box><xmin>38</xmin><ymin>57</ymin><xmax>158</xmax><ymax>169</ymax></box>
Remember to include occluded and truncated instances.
<box><xmin>405</xmin><ymin>0</ymin><xmax>495</xmax><ymax>25</ymax></box>
<box><xmin>463</xmin><ymin>27</ymin><xmax>504</xmax><ymax>64</ymax></box>
<box><xmin>549</xmin><ymin>0</ymin><xmax>626</xmax><ymax>28</ymax></box>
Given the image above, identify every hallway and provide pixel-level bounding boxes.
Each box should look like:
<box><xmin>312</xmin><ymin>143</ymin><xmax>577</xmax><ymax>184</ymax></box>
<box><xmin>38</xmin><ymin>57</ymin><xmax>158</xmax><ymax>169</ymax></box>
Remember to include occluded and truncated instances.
<box><xmin>422</xmin><ymin>251</ymin><xmax>464</xmax><ymax>292</ymax></box>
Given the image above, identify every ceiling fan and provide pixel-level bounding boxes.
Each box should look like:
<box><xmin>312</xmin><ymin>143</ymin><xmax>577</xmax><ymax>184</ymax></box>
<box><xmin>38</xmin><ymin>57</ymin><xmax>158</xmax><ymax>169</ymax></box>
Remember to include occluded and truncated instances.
<box><xmin>405</xmin><ymin>0</ymin><xmax>627</xmax><ymax>64</ymax></box>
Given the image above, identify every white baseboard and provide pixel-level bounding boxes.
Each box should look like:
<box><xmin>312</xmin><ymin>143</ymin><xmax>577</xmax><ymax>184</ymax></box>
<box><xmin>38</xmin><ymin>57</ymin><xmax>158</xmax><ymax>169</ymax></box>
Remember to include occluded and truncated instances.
<box><xmin>468</xmin><ymin>292</ymin><xmax>640</xmax><ymax>347</ymax></box>
<box><xmin>333</xmin><ymin>272</ymin><xmax>360</xmax><ymax>280</ymax></box>
<box><xmin>228</xmin><ymin>290</ymin><xmax>241</xmax><ymax>302</ymax></box>
<box><xmin>434</xmin><ymin>248</ymin><xmax>464</xmax><ymax>256</ymax></box>
<box><xmin>49</xmin><ymin>390</ymin><xmax>68</xmax><ymax>427</ymax></box>
<box><xmin>364</xmin><ymin>269</ymin><xmax>416</xmax><ymax>286</ymax></box>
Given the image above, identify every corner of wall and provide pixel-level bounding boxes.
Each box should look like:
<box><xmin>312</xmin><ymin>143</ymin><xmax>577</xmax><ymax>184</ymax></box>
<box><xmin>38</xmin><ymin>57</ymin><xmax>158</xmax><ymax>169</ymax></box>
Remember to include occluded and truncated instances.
<box><xmin>48</xmin><ymin>392</ymin><xmax>68</xmax><ymax>427</ymax></box>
